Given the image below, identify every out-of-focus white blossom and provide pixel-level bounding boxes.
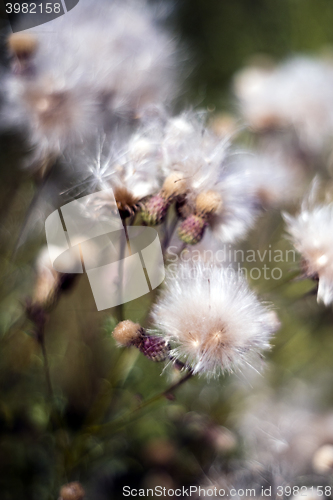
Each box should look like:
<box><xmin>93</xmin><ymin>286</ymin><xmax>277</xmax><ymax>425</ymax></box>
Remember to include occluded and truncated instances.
<box><xmin>312</xmin><ymin>444</ymin><xmax>333</xmax><ymax>474</ymax></box>
<box><xmin>3</xmin><ymin>0</ymin><xmax>180</xmax><ymax>168</ymax></box>
<box><xmin>234</xmin><ymin>57</ymin><xmax>333</xmax><ymax>153</ymax></box>
<box><xmin>284</xmin><ymin>180</ymin><xmax>333</xmax><ymax>306</ymax></box>
<box><xmin>151</xmin><ymin>262</ymin><xmax>279</xmax><ymax>378</ymax></box>
<box><xmin>67</xmin><ymin>122</ymin><xmax>164</xmax><ymax>218</ymax></box>
<box><xmin>232</xmin><ymin>148</ymin><xmax>306</xmax><ymax>208</ymax></box>
<box><xmin>110</xmin><ymin>120</ymin><xmax>164</xmax><ymax>214</ymax></box>
<box><xmin>238</xmin><ymin>388</ymin><xmax>333</xmax><ymax>480</ymax></box>
<box><xmin>198</xmin><ymin>388</ymin><xmax>333</xmax><ymax>497</ymax></box>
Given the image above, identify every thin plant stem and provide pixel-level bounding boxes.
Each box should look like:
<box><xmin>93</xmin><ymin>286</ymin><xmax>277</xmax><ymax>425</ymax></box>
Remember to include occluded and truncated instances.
<box><xmin>115</xmin><ymin>216</ymin><xmax>135</xmax><ymax>321</ymax></box>
<box><xmin>122</xmin><ymin>217</ymin><xmax>132</xmax><ymax>256</ymax></box>
<box><xmin>67</xmin><ymin>368</ymin><xmax>194</xmax><ymax>471</ymax></box>
<box><xmin>162</xmin><ymin>214</ymin><xmax>178</xmax><ymax>253</ymax></box>
<box><xmin>39</xmin><ymin>332</ymin><xmax>55</xmax><ymax>402</ymax></box>
<box><xmin>86</xmin><ymin>368</ymin><xmax>193</xmax><ymax>437</ymax></box>
<box><xmin>115</xmin><ymin>221</ymin><xmax>127</xmax><ymax>322</ymax></box>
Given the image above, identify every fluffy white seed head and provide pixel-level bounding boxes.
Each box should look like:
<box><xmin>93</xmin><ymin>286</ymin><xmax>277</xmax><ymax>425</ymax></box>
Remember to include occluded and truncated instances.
<box><xmin>284</xmin><ymin>181</ymin><xmax>333</xmax><ymax>306</ymax></box>
<box><xmin>162</xmin><ymin>111</ymin><xmax>227</xmax><ymax>194</ymax></box>
<box><xmin>151</xmin><ymin>262</ymin><xmax>279</xmax><ymax>378</ymax></box>
<box><xmin>162</xmin><ymin>111</ymin><xmax>259</xmax><ymax>243</ymax></box>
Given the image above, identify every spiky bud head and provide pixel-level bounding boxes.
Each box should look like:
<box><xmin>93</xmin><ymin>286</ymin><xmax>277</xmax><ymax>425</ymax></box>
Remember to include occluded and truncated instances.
<box><xmin>142</xmin><ymin>194</ymin><xmax>170</xmax><ymax>226</ymax></box>
<box><xmin>59</xmin><ymin>482</ymin><xmax>85</xmax><ymax>500</ymax></box>
<box><xmin>8</xmin><ymin>33</ymin><xmax>38</xmax><ymax>60</ymax></box>
<box><xmin>135</xmin><ymin>334</ymin><xmax>170</xmax><ymax>362</ymax></box>
<box><xmin>113</xmin><ymin>321</ymin><xmax>169</xmax><ymax>362</ymax></box>
<box><xmin>195</xmin><ymin>190</ymin><xmax>222</xmax><ymax>217</ymax></box>
<box><xmin>178</xmin><ymin>215</ymin><xmax>207</xmax><ymax>245</ymax></box>
<box><xmin>162</xmin><ymin>172</ymin><xmax>187</xmax><ymax>200</ymax></box>
<box><xmin>112</xmin><ymin>320</ymin><xmax>143</xmax><ymax>346</ymax></box>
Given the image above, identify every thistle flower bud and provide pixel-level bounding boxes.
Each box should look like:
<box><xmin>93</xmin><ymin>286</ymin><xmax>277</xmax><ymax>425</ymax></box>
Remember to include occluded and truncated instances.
<box><xmin>112</xmin><ymin>321</ymin><xmax>169</xmax><ymax>362</ymax></box>
<box><xmin>113</xmin><ymin>186</ymin><xmax>140</xmax><ymax>219</ymax></box>
<box><xmin>195</xmin><ymin>191</ymin><xmax>222</xmax><ymax>217</ymax></box>
<box><xmin>178</xmin><ymin>215</ymin><xmax>207</xmax><ymax>245</ymax></box>
<box><xmin>8</xmin><ymin>33</ymin><xmax>38</xmax><ymax>60</ymax></box>
<box><xmin>59</xmin><ymin>482</ymin><xmax>85</xmax><ymax>500</ymax></box>
<box><xmin>142</xmin><ymin>171</ymin><xmax>188</xmax><ymax>226</ymax></box>
<box><xmin>162</xmin><ymin>172</ymin><xmax>187</xmax><ymax>200</ymax></box>
<box><xmin>135</xmin><ymin>334</ymin><xmax>170</xmax><ymax>362</ymax></box>
<box><xmin>142</xmin><ymin>194</ymin><xmax>170</xmax><ymax>226</ymax></box>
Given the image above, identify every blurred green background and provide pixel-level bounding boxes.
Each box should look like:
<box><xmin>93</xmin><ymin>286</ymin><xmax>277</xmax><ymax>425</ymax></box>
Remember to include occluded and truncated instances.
<box><xmin>175</xmin><ymin>0</ymin><xmax>333</xmax><ymax>106</ymax></box>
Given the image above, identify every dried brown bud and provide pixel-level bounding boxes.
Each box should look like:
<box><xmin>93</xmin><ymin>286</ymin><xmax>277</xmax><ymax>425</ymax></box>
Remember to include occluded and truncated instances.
<box><xmin>195</xmin><ymin>190</ymin><xmax>222</xmax><ymax>217</ymax></box>
<box><xmin>112</xmin><ymin>320</ymin><xmax>143</xmax><ymax>346</ymax></box>
<box><xmin>113</xmin><ymin>185</ymin><xmax>140</xmax><ymax>219</ymax></box>
<box><xmin>162</xmin><ymin>172</ymin><xmax>187</xmax><ymax>199</ymax></box>
<box><xmin>59</xmin><ymin>482</ymin><xmax>85</xmax><ymax>500</ymax></box>
<box><xmin>8</xmin><ymin>33</ymin><xmax>38</xmax><ymax>60</ymax></box>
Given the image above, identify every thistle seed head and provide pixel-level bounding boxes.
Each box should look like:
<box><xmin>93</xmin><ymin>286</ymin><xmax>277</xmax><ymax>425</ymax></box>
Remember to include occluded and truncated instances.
<box><xmin>151</xmin><ymin>262</ymin><xmax>279</xmax><ymax>378</ymax></box>
<box><xmin>178</xmin><ymin>215</ymin><xmax>207</xmax><ymax>245</ymax></box>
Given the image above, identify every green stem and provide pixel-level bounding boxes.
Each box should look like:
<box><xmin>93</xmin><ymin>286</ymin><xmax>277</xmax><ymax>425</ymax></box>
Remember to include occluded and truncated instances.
<box><xmin>39</xmin><ymin>332</ymin><xmax>55</xmax><ymax>403</ymax></box>
<box><xmin>87</xmin><ymin>368</ymin><xmax>193</xmax><ymax>437</ymax></box>
<box><xmin>68</xmin><ymin>369</ymin><xmax>194</xmax><ymax>471</ymax></box>
<box><xmin>114</xmin><ymin>220</ymin><xmax>128</xmax><ymax>322</ymax></box>
<box><xmin>162</xmin><ymin>214</ymin><xmax>178</xmax><ymax>253</ymax></box>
